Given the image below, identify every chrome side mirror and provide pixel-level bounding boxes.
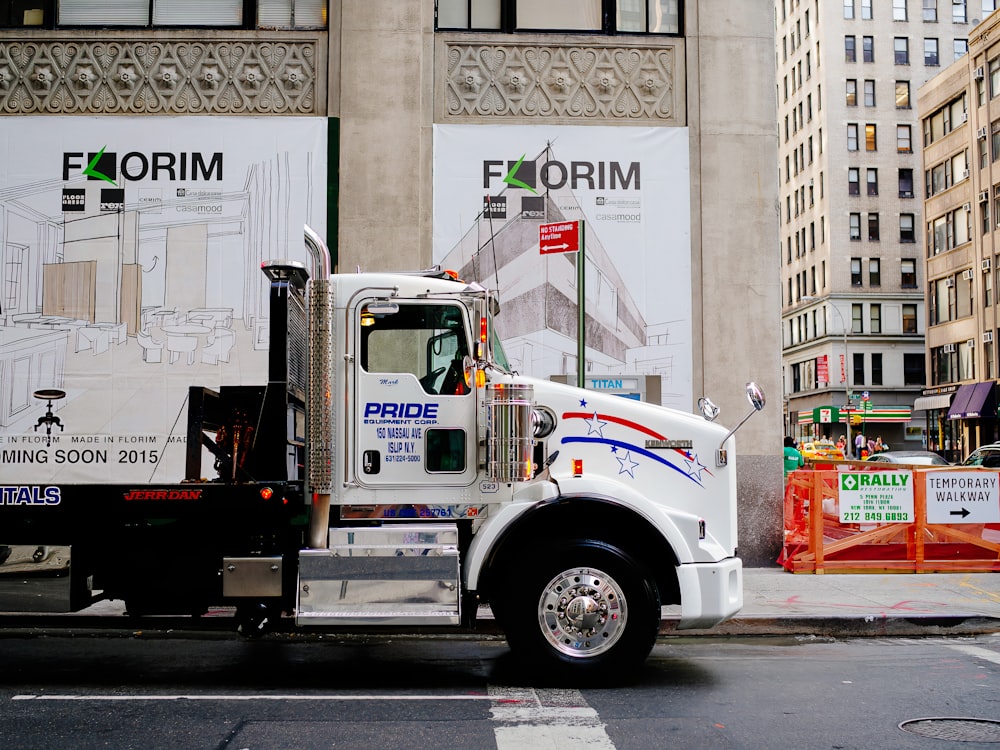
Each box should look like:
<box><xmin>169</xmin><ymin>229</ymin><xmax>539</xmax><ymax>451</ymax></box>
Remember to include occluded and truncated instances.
<box><xmin>717</xmin><ymin>382</ymin><xmax>767</xmax><ymax>467</ymax></box>
<box><xmin>698</xmin><ymin>396</ymin><xmax>720</xmax><ymax>422</ymax></box>
<box><xmin>746</xmin><ymin>382</ymin><xmax>766</xmax><ymax>412</ymax></box>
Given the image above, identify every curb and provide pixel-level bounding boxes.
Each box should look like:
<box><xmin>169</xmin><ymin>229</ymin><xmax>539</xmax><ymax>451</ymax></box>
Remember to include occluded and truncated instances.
<box><xmin>668</xmin><ymin>614</ymin><xmax>1000</xmax><ymax>638</ymax></box>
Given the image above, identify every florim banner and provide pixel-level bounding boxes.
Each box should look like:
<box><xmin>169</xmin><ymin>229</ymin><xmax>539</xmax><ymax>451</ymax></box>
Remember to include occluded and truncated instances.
<box><xmin>432</xmin><ymin>125</ymin><xmax>691</xmax><ymax>409</ymax></box>
<box><xmin>0</xmin><ymin>117</ymin><xmax>326</xmax><ymax>483</ymax></box>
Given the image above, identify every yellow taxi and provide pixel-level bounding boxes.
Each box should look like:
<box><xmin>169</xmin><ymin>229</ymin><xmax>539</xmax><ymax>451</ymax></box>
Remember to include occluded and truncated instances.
<box><xmin>799</xmin><ymin>439</ymin><xmax>845</xmax><ymax>461</ymax></box>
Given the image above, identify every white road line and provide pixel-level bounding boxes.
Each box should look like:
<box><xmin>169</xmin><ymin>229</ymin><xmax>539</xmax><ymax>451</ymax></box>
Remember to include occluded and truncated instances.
<box><xmin>13</xmin><ymin>694</ymin><xmax>497</xmax><ymax>702</ymax></box>
<box><xmin>946</xmin><ymin>643</ymin><xmax>1000</xmax><ymax>667</ymax></box>
<box><xmin>489</xmin><ymin>686</ymin><xmax>616</xmax><ymax>749</ymax></box>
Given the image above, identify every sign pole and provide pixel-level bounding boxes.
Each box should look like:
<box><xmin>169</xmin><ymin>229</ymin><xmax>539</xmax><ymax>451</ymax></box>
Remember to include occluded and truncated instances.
<box><xmin>577</xmin><ymin>221</ymin><xmax>586</xmax><ymax>388</ymax></box>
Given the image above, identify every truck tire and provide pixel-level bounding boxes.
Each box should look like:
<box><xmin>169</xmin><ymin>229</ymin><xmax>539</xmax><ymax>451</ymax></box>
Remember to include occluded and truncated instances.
<box><xmin>499</xmin><ymin>539</ymin><xmax>660</xmax><ymax>681</ymax></box>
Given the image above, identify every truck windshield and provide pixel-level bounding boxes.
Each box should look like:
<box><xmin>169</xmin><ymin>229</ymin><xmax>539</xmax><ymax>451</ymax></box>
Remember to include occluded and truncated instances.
<box><xmin>490</xmin><ymin>313</ymin><xmax>512</xmax><ymax>372</ymax></box>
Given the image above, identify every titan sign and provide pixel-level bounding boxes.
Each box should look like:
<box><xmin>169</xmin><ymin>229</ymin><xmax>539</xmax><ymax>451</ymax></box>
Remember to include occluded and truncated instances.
<box><xmin>63</xmin><ymin>150</ymin><xmax>223</xmax><ymax>182</ymax></box>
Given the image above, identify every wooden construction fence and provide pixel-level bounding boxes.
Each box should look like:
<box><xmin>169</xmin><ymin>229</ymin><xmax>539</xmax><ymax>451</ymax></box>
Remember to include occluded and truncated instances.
<box><xmin>781</xmin><ymin>462</ymin><xmax>1000</xmax><ymax>574</ymax></box>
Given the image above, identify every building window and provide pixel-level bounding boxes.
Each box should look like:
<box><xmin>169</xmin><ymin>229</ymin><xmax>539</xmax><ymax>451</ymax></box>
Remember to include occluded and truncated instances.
<box><xmin>991</xmin><ymin>58</ymin><xmax>1000</xmax><ymax>99</ymax></box>
<box><xmin>902</xmin><ymin>303</ymin><xmax>918</xmax><ymax>332</ymax></box>
<box><xmin>52</xmin><ymin>0</ymin><xmax>327</xmax><ymax>28</ymax></box>
<box><xmin>955</xmin><ymin>39</ymin><xmax>969</xmax><ymax>60</ymax></box>
<box><xmin>436</xmin><ymin>0</ymin><xmax>681</xmax><ymax>34</ymax></box>
<box><xmin>904</xmin><ymin>352</ymin><xmax>925</xmax><ymax>385</ymax></box>
<box><xmin>848</xmin><ymin>123</ymin><xmax>859</xmax><ymax>150</ymax></box>
<box><xmin>986</xmin><ymin>270</ymin><xmax>993</xmax><ymax>307</ymax></box>
<box><xmin>852</xmin><ymin>304</ymin><xmax>864</xmax><ymax>334</ymax></box>
<box><xmin>869</xmin><ymin>259</ymin><xmax>881</xmax><ymax>286</ymax></box>
<box><xmin>924</xmin><ymin>38</ymin><xmax>939</xmax><ymax>66</ymax></box>
<box><xmin>846</xmin><ymin>35</ymin><xmax>857</xmax><ymax>62</ymax></box>
<box><xmin>864</xmin><ymin>79</ymin><xmax>876</xmax><ymax>106</ymax></box>
<box><xmin>849</xmin><ymin>167</ymin><xmax>860</xmax><ymax>195</ymax></box>
<box><xmin>899</xmin><ymin>168</ymin><xmax>914</xmax><ymax>197</ymax></box>
<box><xmin>851</xmin><ymin>256</ymin><xmax>863</xmax><ymax>283</ymax></box>
<box><xmin>867</xmin><ymin>168</ymin><xmax>878</xmax><ymax>195</ymax></box>
<box><xmin>893</xmin><ymin>0</ymin><xmax>907</xmax><ymax>20</ymax></box>
<box><xmin>993</xmin><ymin>120</ymin><xmax>1000</xmax><ymax>162</ymax></box>
<box><xmin>900</xmin><ymin>214</ymin><xmax>916</xmax><ymax>242</ymax></box>
<box><xmin>0</xmin><ymin>1</ymin><xmax>53</xmax><ymax>26</ymax></box>
<box><xmin>846</xmin><ymin>79</ymin><xmax>858</xmax><ymax>105</ymax></box>
<box><xmin>897</xmin><ymin>124</ymin><xmax>912</xmax><ymax>152</ymax></box>
<box><xmin>902</xmin><ymin>259</ymin><xmax>917</xmax><ymax>287</ymax></box>
<box><xmin>863</xmin><ymin>35</ymin><xmax>874</xmax><ymax>62</ymax></box>
<box><xmin>851</xmin><ymin>216</ymin><xmax>862</xmax><ymax>242</ymax></box>
<box><xmin>853</xmin><ymin>352</ymin><xmax>865</xmax><ymax>385</ymax></box>
<box><xmin>895</xmin><ymin>81</ymin><xmax>910</xmax><ymax>108</ymax></box>
<box><xmin>895</xmin><ymin>36</ymin><xmax>909</xmax><ymax>64</ymax></box>
<box><xmin>953</xmin><ymin>0</ymin><xmax>967</xmax><ymax>22</ymax></box>
<box><xmin>845</xmin><ymin>0</ymin><xmax>855</xmax><ymax>18</ymax></box>
<box><xmin>923</xmin><ymin>0</ymin><xmax>937</xmax><ymax>22</ymax></box>
<box><xmin>862</xmin><ymin>0</ymin><xmax>872</xmax><ymax>18</ymax></box>
<box><xmin>868</xmin><ymin>213</ymin><xmax>880</xmax><ymax>241</ymax></box>
<box><xmin>865</xmin><ymin>123</ymin><xmax>877</xmax><ymax>151</ymax></box>
<box><xmin>872</xmin><ymin>352</ymin><xmax>883</xmax><ymax>385</ymax></box>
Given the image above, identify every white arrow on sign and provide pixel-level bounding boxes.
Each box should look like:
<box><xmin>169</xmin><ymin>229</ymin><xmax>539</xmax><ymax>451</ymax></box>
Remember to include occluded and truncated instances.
<box><xmin>925</xmin><ymin>471</ymin><xmax>1000</xmax><ymax>524</ymax></box>
<box><xmin>541</xmin><ymin>243</ymin><xmax>570</xmax><ymax>252</ymax></box>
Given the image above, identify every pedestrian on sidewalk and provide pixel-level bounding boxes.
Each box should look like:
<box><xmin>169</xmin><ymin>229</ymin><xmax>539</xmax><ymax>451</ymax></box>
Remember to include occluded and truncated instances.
<box><xmin>784</xmin><ymin>436</ymin><xmax>804</xmax><ymax>478</ymax></box>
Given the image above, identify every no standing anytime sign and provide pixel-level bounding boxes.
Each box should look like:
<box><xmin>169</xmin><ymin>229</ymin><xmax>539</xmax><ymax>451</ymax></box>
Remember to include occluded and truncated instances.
<box><xmin>539</xmin><ymin>221</ymin><xmax>580</xmax><ymax>254</ymax></box>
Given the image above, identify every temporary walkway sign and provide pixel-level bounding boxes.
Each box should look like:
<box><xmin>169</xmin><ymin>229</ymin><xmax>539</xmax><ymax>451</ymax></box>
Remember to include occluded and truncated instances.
<box><xmin>925</xmin><ymin>471</ymin><xmax>1000</xmax><ymax>524</ymax></box>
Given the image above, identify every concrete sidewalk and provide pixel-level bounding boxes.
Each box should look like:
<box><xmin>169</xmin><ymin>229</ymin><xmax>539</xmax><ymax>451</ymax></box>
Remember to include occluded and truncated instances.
<box><xmin>685</xmin><ymin>567</ymin><xmax>1000</xmax><ymax>637</ymax></box>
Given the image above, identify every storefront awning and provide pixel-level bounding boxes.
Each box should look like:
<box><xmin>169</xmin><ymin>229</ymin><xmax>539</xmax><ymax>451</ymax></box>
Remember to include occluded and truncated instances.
<box><xmin>947</xmin><ymin>382</ymin><xmax>996</xmax><ymax>420</ymax></box>
<box><xmin>796</xmin><ymin>407</ymin><xmax>911</xmax><ymax>424</ymax></box>
<box><xmin>912</xmin><ymin>393</ymin><xmax>953</xmax><ymax>412</ymax></box>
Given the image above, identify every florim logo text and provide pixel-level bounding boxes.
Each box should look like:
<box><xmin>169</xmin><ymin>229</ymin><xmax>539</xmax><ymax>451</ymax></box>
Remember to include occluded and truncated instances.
<box><xmin>484</xmin><ymin>154</ymin><xmax>640</xmax><ymax>193</ymax></box>
<box><xmin>63</xmin><ymin>146</ymin><xmax>223</xmax><ymax>183</ymax></box>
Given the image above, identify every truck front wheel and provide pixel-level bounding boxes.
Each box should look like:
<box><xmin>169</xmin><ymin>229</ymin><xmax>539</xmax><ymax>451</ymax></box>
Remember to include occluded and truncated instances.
<box><xmin>499</xmin><ymin>540</ymin><xmax>660</xmax><ymax>681</ymax></box>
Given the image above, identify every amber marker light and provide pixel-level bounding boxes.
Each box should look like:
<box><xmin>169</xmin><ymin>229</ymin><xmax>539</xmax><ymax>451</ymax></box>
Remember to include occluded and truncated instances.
<box><xmin>260</xmin><ymin>487</ymin><xmax>274</xmax><ymax>500</ymax></box>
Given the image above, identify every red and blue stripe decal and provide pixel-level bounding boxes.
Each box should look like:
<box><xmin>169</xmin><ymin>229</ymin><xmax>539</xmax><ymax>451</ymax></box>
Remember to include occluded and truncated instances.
<box><xmin>560</xmin><ymin>400</ymin><xmax>710</xmax><ymax>487</ymax></box>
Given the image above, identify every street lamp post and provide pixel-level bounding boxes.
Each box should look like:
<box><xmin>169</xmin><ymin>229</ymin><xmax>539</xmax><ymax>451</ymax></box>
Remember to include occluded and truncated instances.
<box><xmin>805</xmin><ymin>297</ymin><xmax>851</xmax><ymax>456</ymax></box>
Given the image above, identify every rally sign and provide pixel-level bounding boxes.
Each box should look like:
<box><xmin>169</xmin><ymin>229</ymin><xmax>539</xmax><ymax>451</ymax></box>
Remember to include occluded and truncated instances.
<box><xmin>839</xmin><ymin>471</ymin><xmax>914</xmax><ymax>523</ymax></box>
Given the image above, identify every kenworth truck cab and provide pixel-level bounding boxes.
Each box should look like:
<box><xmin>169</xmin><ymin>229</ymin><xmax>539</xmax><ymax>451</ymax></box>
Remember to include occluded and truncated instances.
<box><xmin>0</xmin><ymin>227</ymin><xmax>763</xmax><ymax>678</ymax></box>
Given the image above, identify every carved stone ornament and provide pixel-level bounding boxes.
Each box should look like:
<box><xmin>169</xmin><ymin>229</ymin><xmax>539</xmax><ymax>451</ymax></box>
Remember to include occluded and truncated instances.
<box><xmin>0</xmin><ymin>36</ymin><xmax>318</xmax><ymax>114</ymax></box>
<box><xmin>443</xmin><ymin>39</ymin><xmax>681</xmax><ymax>123</ymax></box>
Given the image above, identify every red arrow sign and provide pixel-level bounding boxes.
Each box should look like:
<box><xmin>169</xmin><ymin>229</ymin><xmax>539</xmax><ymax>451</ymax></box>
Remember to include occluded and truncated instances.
<box><xmin>539</xmin><ymin>221</ymin><xmax>580</xmax><ymax>254</ymax></box>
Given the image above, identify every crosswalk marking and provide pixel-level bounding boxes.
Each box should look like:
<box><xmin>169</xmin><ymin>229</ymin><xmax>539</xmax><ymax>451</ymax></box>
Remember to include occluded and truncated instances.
<box><xmin>946</xmin><ymin>643</ymin><xmax>1000</xmax><ymax>667</ymax></box>
<box><xmin>489</xmin><ymin>686</ymin><xmax>616</xmax><ymax>749</ymax></box>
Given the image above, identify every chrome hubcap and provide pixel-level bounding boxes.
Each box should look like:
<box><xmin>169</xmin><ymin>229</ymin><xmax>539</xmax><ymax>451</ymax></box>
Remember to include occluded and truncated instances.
<box><xmin>537</xmin><ymin>567</ymin><xmax>626</xmax><ymax>658</ymax></box>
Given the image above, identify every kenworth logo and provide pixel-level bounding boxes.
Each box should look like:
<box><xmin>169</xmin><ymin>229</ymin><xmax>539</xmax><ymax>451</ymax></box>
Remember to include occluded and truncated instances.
<box><xmin>1</xmin><ymin>486</ymin><xmax>60</xmax><ymax>505</ymax></box>
<box><xmin>484</xmin><ymin>154</ymin><xmax>640</xmax><ymax>193</ymax></box>
<box><xmin>63</xmin><ymin>146</ymin><xmax>223</xmax><ymax>184</ymax></box>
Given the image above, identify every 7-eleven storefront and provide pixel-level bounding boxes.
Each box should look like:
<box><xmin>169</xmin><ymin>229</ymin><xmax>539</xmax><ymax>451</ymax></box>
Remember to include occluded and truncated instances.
<box><xmin>796</xmin><ymin>406</ymin><xmax>913</xmax><ymax>455</ymax></box>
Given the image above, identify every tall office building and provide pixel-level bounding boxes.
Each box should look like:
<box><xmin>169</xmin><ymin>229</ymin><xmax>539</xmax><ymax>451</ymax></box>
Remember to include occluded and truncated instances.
<box><xmin>918</xmin><ymin>9</ymin><xmax>1000</xmax><ymax>461</ymax></box>
<box><xmin>777</xmin><ymin>0</ymin><xmax>992</xmax><ymax>458</ymax></box>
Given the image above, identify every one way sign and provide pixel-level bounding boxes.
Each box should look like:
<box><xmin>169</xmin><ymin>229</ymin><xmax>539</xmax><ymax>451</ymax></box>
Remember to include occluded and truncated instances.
<box><xmin>539</xmin><ymin>221</ymin><xmax>580</xmax><ymax>255</ymax></box>
<box><xmin>925</xmin><ymin>471</ymin><xmax>1000</xmax><ymax>524</ymax></box>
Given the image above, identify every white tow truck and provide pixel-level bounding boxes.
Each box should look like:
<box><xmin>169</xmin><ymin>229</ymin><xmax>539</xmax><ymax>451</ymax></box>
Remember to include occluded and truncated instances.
<box><xmin>0</xmin><ymin>227</ymin><xmax>763</xmax><ymax>678</ymax></box>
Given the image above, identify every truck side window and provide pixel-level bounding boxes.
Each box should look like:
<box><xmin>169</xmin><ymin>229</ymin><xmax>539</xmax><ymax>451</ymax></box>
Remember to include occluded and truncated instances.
<box><xmin>360</xmin><ymin>302</ymin><xmax>469</xmax><ymax>395</ymax></box>
<box><xmin>426</xmin><ymin>428</ymin><xmax>466</xmax><ymax>472</ymax></box>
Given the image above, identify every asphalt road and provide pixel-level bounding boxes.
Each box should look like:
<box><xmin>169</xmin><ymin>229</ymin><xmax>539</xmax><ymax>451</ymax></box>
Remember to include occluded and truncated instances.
<box><xmin>1</xmin><ymin>632</ymin><xmax>999</xmax><ymax>749</ymax></box>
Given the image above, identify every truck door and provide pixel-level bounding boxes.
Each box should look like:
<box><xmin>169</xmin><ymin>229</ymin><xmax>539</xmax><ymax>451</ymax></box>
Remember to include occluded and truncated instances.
<box><xmin>353</xmin><ymin>299</ymin><xmax>477</xmax><ymax>489</ymax></box>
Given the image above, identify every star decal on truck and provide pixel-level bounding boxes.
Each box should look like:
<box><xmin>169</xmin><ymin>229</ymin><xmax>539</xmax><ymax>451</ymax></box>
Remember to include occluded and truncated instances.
<box><xmin>560</xmin><ymin>409</ymin><xmax>713</xmax><ymax>487</ymax></box>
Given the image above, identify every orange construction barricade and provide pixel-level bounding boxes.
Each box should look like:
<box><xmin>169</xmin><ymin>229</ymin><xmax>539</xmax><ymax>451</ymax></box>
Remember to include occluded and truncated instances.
<box><xmin>780</xmin><ymin>461</ymin><xmax>1000</xmax><ymax>573</ymax></box>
